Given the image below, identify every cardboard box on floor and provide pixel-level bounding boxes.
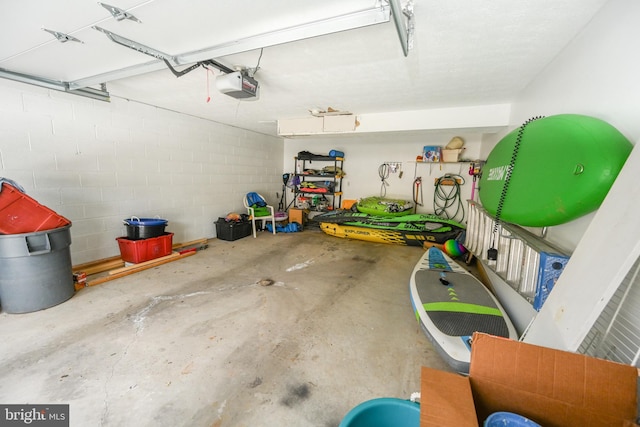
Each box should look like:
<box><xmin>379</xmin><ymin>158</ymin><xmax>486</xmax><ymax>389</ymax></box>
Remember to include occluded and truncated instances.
<box><xmin>288</xmin><ymin>208</ymin><xmax>308</xmax><ymax>225</ymax></box>
<box><xmin>421</xmin><ymin>332</ymin><xmax>639</xmax><ymax>427</ymax></box>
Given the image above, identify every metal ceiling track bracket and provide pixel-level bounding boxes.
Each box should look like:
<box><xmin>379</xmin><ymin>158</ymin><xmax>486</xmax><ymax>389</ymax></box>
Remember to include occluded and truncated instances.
<box><xmin>93</xmin><ymin>26</ymin><xmax>173</xmax><ymax>61</ymax></box>
<box><xmin>69</xmin><ymin>4</ymin><xmax>391</xmax><ymax>89</ymax></box>
<box><xmin>163</xmin><ymin>58</ymin><xmax>234</xmax><ymax>78</ymax></box>
<box><xmin>98</xmin><ymin>2</ymin><xmax>142</xmax><ymax>23</ymax></box>
<box><xmin>92</xmin><ymin>26</ymin><xmax>234</xmax><ymax>77</ymax></box>
<box><xmin>1</xmin><ymin>4</ymin><xmax>392</xmax><ymax>102</ymax></box>
<box><xmin>389</xmin><ymin>0</ymin><xmax>415</xmax><ymax>57</ymax></box>
<box><xmin>42</xmin><ymin>28</ymin><xmax>84</xmax><ymax>44</ymax></box>
<box><xmin>0</xmin><ymin>68</ymin><xmax>110</xmax><ymax>102</ymax></box>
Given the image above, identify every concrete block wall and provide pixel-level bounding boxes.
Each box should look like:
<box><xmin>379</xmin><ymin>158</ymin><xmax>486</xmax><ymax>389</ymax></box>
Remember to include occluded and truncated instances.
<box><xmin>0</xmin><ymin>79</ymin><xmax>283</xmax><ymax>264</ymax></box>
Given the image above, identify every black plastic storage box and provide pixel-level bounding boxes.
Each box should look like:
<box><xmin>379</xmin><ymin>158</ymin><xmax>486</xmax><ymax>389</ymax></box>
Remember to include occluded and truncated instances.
<box><xmin>215</xmin><ymin>218</ymin><xmax>252</xmax><ymax>241</ymax></box>
<box><xmin>123</xmin><ymin>217</ymin><xmax>168</xmax><ymax>240</ymax></box>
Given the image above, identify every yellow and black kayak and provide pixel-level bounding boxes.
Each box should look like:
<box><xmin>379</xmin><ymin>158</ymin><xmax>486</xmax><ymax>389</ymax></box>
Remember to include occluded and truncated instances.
<box><xmin>317</xmin><ymin>211</ymin><xmax>464</xmax><ymax>246</ymax></box>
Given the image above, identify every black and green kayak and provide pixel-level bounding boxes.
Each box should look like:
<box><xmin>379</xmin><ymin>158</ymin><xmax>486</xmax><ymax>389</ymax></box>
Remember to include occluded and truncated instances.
<box><xmin>316</xmin><ymin>211</ymin><xmax>464</xmax><ymax>246</ymax></box>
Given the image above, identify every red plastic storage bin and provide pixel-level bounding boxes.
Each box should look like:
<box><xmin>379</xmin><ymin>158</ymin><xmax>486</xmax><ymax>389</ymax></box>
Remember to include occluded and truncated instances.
<box><xmin>0</xmin><ymin>183</ymin><xmax>71</xmax><ymax>234</ymax></box>
<box><xmin>116</xmin><ymin>233</ymin><xmax>174</xmax><ymax>264</ymax></box>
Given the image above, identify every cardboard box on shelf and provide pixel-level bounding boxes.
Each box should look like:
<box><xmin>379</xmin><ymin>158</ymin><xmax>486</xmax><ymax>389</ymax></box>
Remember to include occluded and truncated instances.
<box><xmin>420</xmin><ymin>333</ymin><xmax>638</xmax><ymax>427</ymax></box>
<box><xmin>441</xmin><ymin>148</ymin><xmax>463</xmax><ymax>162</ymax></box>
<box><xmin>422</xmin><ymin>146</ymin><xmax>441</xmax><ymax>162</ymax></box>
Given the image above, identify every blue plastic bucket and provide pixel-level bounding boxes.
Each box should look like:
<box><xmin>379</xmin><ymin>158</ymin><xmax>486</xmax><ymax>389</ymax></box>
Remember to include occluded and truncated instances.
<box><xmin>484</xmin><ymin>412</ymin><xmax>541</xmax><ymax>427</ymax></box>
<box><xmin>339</xmin><ymin>398</ymin><xmax>419</xmax><ymax>427</ymax></box>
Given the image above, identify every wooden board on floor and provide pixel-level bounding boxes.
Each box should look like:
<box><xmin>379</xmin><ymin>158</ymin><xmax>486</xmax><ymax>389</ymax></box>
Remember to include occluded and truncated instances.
<box><xmin>108</xmin><ymin>252</ymin><xmax>181</xmax><ymax>275</ymax></box>
<box><xmin>73</xmin><ymin>256</ymin><xmax>125</xmax><ymax>275</ymax></box>
<box><xmin>88</xmin><ymin>251</ymin><xmax>196</xmax><ymax>287</ymax></box>
<box><xmin>73</xmin><ymin>237</ymin><xmax>208</xmax><ymax>289</ymax></box>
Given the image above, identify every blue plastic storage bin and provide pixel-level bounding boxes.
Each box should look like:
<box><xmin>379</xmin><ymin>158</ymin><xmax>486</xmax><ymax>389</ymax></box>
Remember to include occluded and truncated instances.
<box><xmin>339</xmin><ymin>398</ymin><xmax>419</xmax><ymax>427</ymax></box>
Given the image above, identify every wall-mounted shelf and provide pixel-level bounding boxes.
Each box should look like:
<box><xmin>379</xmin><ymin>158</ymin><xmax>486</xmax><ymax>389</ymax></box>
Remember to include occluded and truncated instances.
<box><xmin>278</xmin><ymin>116</ymin><xmax>357</xmax><ymax>136</ymax></box>
<box><xmin>408</xmin><ymin>160</ymin><xmax>472</xmax><ymax>177</ymax></box>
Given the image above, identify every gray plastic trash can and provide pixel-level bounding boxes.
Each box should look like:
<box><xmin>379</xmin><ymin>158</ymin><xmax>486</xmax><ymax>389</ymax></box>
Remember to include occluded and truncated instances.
<box><xmin>0</xmin><ymin>224</ymin><xmax>74</xmax><ymax>313</ymax></box>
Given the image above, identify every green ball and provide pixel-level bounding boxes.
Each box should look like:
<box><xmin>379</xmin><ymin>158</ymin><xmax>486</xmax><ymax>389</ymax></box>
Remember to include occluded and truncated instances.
<box><xmin>443</xmin><ymin>239</ymin><xmax>466</xmax><ymax>258</ymax></box>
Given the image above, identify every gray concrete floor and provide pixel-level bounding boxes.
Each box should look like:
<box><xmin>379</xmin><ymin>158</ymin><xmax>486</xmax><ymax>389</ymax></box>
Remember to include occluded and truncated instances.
<box><xmin>0</xmin><ymin>230</ymin><xmax>453</xmax><ymax>427</ymax></box>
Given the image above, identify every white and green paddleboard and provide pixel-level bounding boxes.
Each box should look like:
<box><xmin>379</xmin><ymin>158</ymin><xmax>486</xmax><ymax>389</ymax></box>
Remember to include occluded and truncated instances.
<box><xmin>409</xmin><ymin>247</ymin><xmax>517</xmax><ymax>373</ymax></box>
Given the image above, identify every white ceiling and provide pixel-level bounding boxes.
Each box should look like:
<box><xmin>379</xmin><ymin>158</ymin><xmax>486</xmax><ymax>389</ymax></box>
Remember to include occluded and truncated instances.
<box><xmin>1</xmin><ymin>0</ymin><xmax>608</xmax><ymax>137</ymax></box>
